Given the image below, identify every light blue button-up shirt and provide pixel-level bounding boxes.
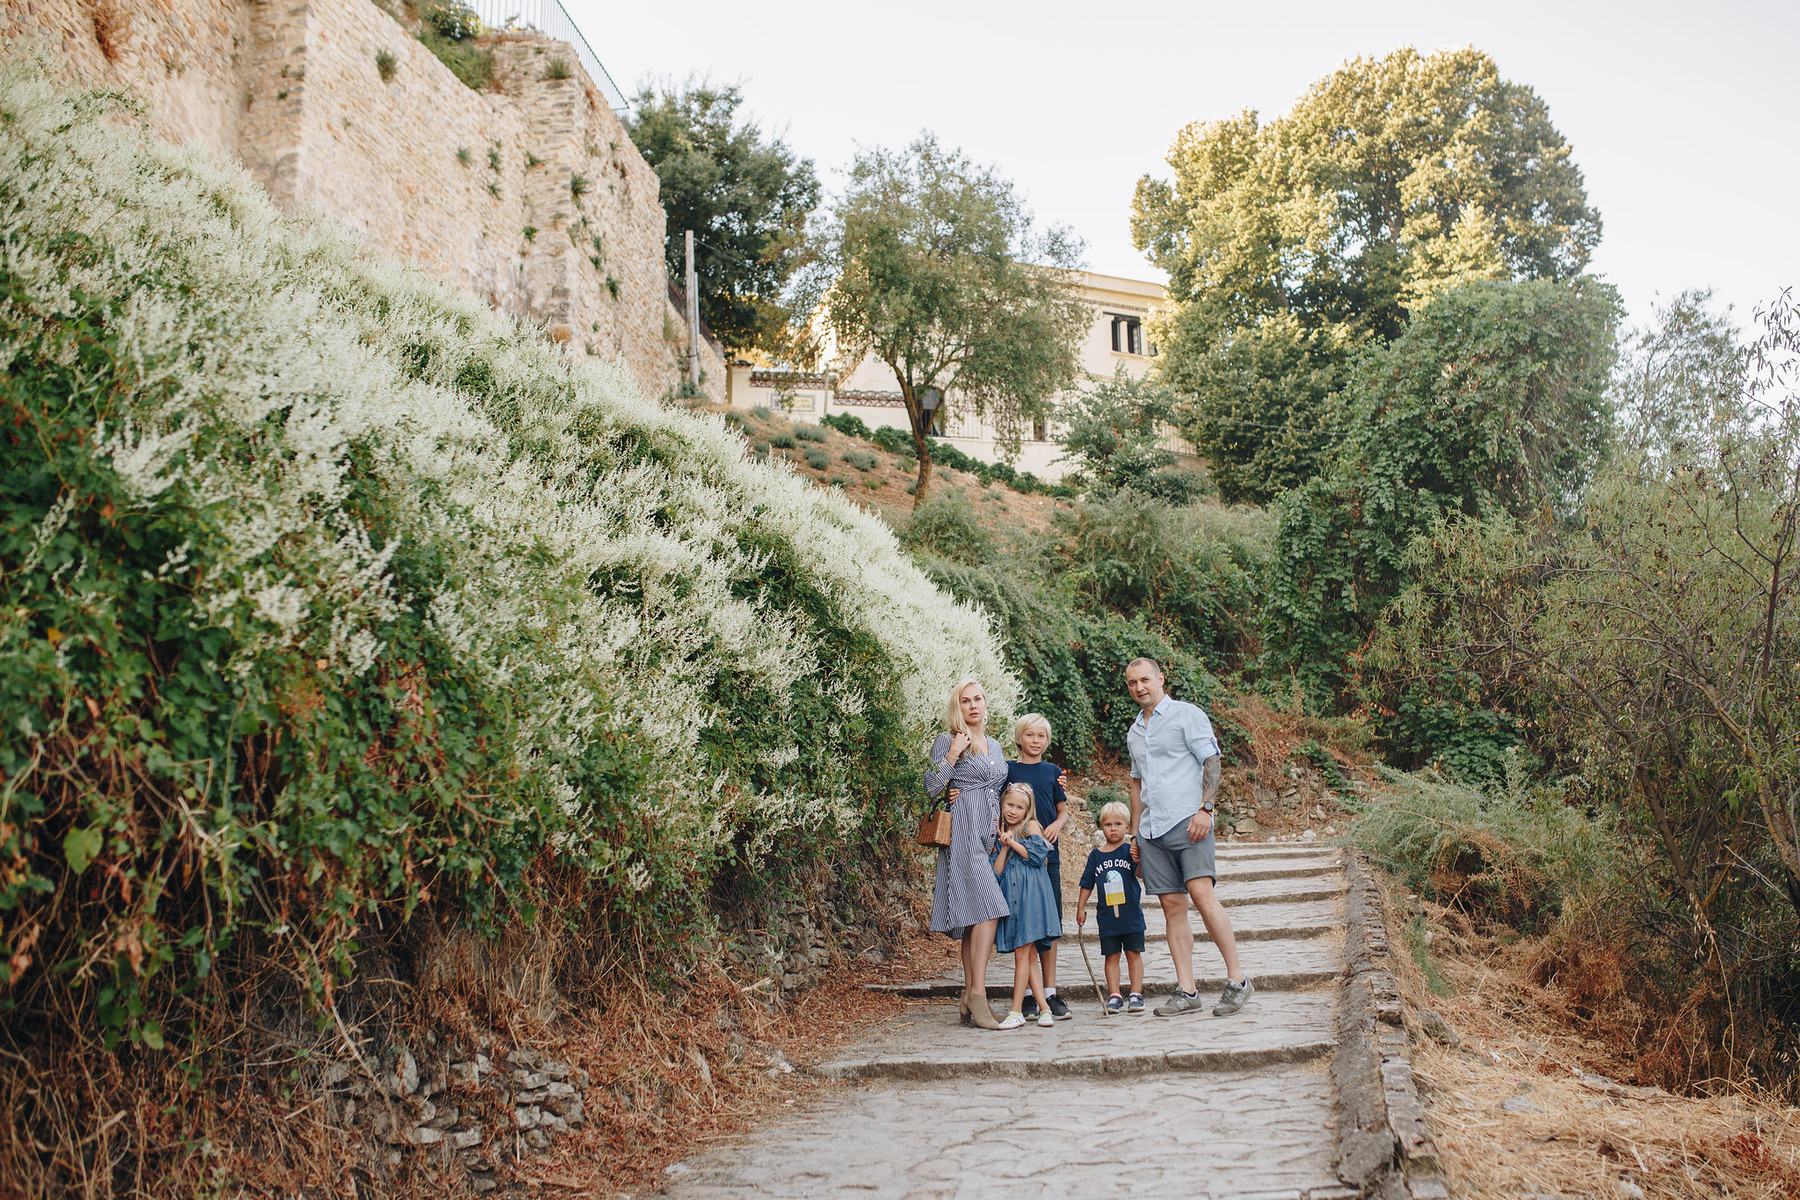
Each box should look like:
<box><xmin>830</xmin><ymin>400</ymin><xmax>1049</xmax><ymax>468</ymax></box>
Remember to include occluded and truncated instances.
<box><xmin>1127</xmin><ymin>696</ymin><xmax>1221</xmax><ymax>839</ymax></box>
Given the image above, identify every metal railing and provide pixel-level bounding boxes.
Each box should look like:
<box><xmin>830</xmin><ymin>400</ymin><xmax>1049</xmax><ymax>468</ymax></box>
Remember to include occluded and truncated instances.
<box><xmin>464</xmin><ymin>0</ymin><xmax>630</xmax><ymax>112</ymax></box>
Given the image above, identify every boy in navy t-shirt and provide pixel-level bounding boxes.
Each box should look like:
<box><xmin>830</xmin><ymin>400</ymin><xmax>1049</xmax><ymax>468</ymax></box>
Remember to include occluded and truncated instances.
<box><xmin>1078</xmin><ymin>801</ymin><xmax>1148</xmax><ymax>1014</ymax></box>
<box><xmin>1008</xmin><ymin>714</ymin><xmax>1070</xmax><ymax>1020</ymax></box>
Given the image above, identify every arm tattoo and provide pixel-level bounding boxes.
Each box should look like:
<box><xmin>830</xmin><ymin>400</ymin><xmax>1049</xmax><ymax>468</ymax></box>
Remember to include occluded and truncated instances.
<box><xmin>1201</xmin><ymin>755</ymin><xmax>1221</xmax><ymax>807</ymax></box>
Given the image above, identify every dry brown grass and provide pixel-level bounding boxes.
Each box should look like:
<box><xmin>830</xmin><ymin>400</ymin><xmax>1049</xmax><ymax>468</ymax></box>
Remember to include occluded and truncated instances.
<box><xmin>1377</xmin><ymin>875</ymin><xmax>1800</xmax><ymax>1199</ymax></box>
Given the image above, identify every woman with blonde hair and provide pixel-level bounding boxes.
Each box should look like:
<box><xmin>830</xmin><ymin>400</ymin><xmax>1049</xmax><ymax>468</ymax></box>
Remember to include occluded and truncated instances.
<box><xmin>924</xmin><ymin>678</ymin><xmax>1011</xmax><ymax>1029</ymax></box>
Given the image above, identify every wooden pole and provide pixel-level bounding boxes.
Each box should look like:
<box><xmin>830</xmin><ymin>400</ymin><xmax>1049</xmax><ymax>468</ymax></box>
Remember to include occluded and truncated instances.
<box><xmin>684</xmin><ymin>229</ymin><xmax>700</xmax><ymax>391</ymax></box>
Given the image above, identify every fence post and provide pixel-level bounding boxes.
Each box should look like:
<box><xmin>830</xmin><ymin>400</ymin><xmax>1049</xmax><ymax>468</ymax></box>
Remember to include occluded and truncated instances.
<box><xmin>685</xmin><ymin>230</ymin><xmax>700</xmax><ymax>390</ymax></box>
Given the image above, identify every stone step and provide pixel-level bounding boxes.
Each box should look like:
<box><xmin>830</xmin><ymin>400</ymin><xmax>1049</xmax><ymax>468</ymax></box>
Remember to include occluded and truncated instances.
<box><xmin>1216</xmin><ymin>842</ymin><xmax>1343</xmax><ymax>859</ymax></box>
<box><xmin>818</xmin><ymin>989</ymin><xmax>1338</xmax><ymax>1080</ymax></box>
<box><xmin>876</xmin><ymin>934</ymin><xmax>1342</xmax><ymax>1001</ymax></box>
<box><xmin>1211</xmin><ymin>858</ymin><xmax>1342</xmax><ymax>883</ymax></box>
<box><xmin>1060</xmin><ymin>897</ymin><xmax>1343</xmax><ymax>944</ymax></box>
<box><xmin>1211</xmin><ymin>874</ymin><xmax>1347</xmax><ymax>906</ymax></box>
<box><xmin>662</xmin><ymin>1067</ymin><xmax>1350</xmax><ymax>1199</ymax></box>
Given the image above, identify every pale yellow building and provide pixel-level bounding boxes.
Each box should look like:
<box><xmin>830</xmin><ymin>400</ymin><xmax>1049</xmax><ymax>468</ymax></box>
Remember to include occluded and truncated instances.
<box><xmin>724</xmin><ymin>272</ymin><xmax>1173</xmax><ymax>481</ymax></box>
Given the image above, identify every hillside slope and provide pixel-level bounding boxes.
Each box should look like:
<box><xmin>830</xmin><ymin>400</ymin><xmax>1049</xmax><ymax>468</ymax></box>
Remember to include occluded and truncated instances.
<box><xmin>0</xmin><ymin>54</ymin><xmax>1012</xmax><ymax>1191</ymax></box>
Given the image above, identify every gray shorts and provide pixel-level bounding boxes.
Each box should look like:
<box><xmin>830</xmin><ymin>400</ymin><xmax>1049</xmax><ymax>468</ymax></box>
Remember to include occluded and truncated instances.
<box><xmin>1138</xmin><ymin>822</ymin><xmax>1216</xmax><ymax>895</ymax></box>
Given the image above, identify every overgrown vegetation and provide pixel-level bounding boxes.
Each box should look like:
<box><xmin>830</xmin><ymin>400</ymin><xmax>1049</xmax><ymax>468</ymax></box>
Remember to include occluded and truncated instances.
<box><xmin>0</xmin><ymin>63</ymin><xmax>1011</xmax><ymax>1190</ymax></box>
<box><xmin>413</xmin><ymin>1</ymin><xmax>491</xmax><ymax>91</ymax></box>
<box><xmin>1345</xmin><ymin>762</ymin><xmax>1619</xmax><ymax>933</ymax></box>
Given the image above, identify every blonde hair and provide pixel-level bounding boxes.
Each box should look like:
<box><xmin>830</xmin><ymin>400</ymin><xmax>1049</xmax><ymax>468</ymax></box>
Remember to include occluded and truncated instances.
<box><xmin>999</xmin><ymin>783</ymin><xmax>1037</xmax><ymax>837</ymax></box>
<box><xmin>944</xmin><ymin>678</ymin><xmax>988</xmax><ymax>743</ymax></box>
<box><xmin>1012</xmin><ymin>712</ymin><xmax>1052</xmax><ymax>746</ymax></box>
<box><xmin>1098</xmin><ymin>801</ymin><xmax>1130</xmax><ymax>826</ymax></box>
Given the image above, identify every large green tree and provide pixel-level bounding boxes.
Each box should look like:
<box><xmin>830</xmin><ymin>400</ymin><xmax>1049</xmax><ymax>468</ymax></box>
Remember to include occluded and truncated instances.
<box><xmin>628</xmin><ymin>81</ymin><xmax>819</xmax><ymax>355</ymax></box>
<box><xmin>804</xmin><ymin>134</ymin><xmax>1088</xmax><ymax>502</ymax></box>
<box><xmin>1264</xmin><ymin>277</ymin><xmax>1620</xmax><ymax>704</ymax></box>
<box><xmin>1133</xmin><ymin>47</ymin><xmax>1603</xmax><ymax>503</ymax></box>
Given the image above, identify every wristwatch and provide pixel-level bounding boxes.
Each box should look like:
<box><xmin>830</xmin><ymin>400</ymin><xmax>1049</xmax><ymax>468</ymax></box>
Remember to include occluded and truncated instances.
<box><xmin>1201</xmin><ymin>804</ymin><xmax>1215</xmax><ymax>813</ymax></box>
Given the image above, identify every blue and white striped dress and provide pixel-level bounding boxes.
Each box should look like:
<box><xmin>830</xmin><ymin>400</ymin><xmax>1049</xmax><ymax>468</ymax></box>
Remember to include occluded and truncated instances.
<box><xmin>925</xmin><ymin>733</ymin><xmax>1011</xmax><ymax>939</ymax></box>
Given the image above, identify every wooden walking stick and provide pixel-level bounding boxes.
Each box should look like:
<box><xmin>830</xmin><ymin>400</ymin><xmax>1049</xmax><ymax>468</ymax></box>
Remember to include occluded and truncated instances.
<box><xmin>1075</xmin><ymin>916</ymin><xmax>1113</xmax><ymax>1018</ymax></box>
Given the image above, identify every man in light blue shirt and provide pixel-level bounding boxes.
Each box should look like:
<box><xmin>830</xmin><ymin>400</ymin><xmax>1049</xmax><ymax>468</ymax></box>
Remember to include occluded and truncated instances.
<box><xmin>1125</xmin><ymin>656</ymin><xmax>1252</xmax><ymax>1018</ymax></box>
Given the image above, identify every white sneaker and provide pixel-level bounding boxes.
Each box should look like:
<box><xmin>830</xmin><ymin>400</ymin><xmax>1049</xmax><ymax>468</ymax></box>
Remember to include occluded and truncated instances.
<box><xmin>997</xmin><ymin>1011</ymin><xmax>1027</xmax><ymax>1030</ymax></box>
<box><xmin>1036</xmin><ymin>1010</ymin><xmax>1055</xmax><ymax>1027</ymax></box>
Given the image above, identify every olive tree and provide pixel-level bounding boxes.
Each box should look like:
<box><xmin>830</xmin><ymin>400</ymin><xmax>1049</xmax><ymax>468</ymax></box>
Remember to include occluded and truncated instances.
<box><xmin>804</xmin><ymin>134</ymin><xmax>1088</xmax><ymax>502</ymax></box>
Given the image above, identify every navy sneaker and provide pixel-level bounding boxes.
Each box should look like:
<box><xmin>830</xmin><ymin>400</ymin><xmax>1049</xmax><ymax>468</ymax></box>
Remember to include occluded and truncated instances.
<box><xmin>1021</xmin><ymin>996</ymin><xmax>1040</xmax><ymax>1022</ymax></box>
<box><xmin>1127</xmin><ymin>993</ymin><xmax>1145</xmax><ymax>1014</ymax></box>
<box><xmin>1105</xmin><ymin>994</ymin><xmax>1124</xmax><ymax>1014</ymax></box>
<box><xmin>1046</xmin><ymin>994</ymin><xmax>1073</xmax><ymax>1021</ymax></box>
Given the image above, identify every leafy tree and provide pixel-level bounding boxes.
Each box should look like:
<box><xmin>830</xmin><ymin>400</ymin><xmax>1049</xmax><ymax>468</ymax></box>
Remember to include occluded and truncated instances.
<box><xmin>1373</xmin><ymin>298</ymin><xmax>1800</xmax><ymax>1087</ymax></box>
<box><xmin>1264</xmin><ymin>277</ymin><xmax>1619</xmax><ymax>703</ymax></box>
<box><xmin>804</xmin><ymin>134</ymin><xmax>1088</xmax><ymax>502</ymax></box>
<box><xmin>628</xmin><ymin>81</ymin><xmax>820</xmax><ymax>355</ymax></box>
<box><xmin>1611</xmin><ymin>288</ymin><xmax>1747</xmax><ymax>472</ymax></box>
<box><xmin>1056</xmin><ymin>366</ymin><xmax>1204</xmax><ymax>502</ymax></box>
<box><xmin>1133</xmin><ymin>47</ymin><xmax>1602</xmax><ymax>500</ymax></box>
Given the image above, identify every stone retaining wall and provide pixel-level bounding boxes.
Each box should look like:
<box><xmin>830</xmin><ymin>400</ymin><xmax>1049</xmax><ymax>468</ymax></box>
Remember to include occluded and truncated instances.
<box><xmin>0</xmin><ymin>0</ymin><xmax>722</xmax><ymax>402</ymax></box>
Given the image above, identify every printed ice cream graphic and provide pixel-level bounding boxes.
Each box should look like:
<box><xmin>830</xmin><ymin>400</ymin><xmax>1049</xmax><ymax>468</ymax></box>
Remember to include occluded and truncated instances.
<box><xmin>1104</xmin><ymin>867</ymin><xmax>1125</xmax><ymax>916</ymax></box>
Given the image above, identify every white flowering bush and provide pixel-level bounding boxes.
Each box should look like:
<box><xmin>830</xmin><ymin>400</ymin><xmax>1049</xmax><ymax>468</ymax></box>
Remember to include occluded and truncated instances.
<box><xmin>0</xmin><ymin>58</ymin><xmax>1014</xmax><ymax>1047</ymax></box>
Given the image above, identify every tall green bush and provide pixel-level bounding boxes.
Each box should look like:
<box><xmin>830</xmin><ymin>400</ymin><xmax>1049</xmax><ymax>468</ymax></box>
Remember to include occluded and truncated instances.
<box><xmin>1052</xmin><ymin>491</ymin><xmax>1270</xmax><ymax>668</ymax></box>
<box><xmin>1265</xmin><ymin>277</ymin><xmax>1619</xmax><ymax>706</ymax></box>
<box><xmin>0</xmin><ymin>62</ymin><xmax>1012</xmax><ymax>1051</ymax></box>
<box><xmin>1056</xmin><ymin>366</ymin><xmax>1204</xmax><ymax>503</ymax></box>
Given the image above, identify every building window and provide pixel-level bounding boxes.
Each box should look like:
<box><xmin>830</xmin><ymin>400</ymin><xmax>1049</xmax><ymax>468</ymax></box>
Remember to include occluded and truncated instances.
<box><xmin>1110</xmin><ymin>314</ymin><xmax>1144</xmax><ymax>356</ymax></box>
<box><xmin>1033</xmin><ymin>416</ymin><xmax>1048</xmax><ymax>442</ymax></box>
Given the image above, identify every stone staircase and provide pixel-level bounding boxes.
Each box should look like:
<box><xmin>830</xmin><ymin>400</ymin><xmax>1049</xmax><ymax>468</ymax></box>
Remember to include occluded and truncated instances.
<box><xmin>660</xmin><ymin>843</ymin><xmax>1430</xmax><ymax>1199</ymax></box>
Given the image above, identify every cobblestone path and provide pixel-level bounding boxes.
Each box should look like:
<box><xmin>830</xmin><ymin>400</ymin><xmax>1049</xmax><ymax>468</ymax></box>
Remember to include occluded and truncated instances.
<box><xmin>665</xmin><ymin>845</ymin><xmax>1365</xmax><ymax>1200</ymax></box>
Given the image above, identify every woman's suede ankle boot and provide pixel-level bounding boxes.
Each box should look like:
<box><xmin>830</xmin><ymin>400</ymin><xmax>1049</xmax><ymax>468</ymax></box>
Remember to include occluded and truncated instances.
<box><xmin>965</xmin><ymin>986</ymin><xmax>1000</xmax><ymax>1030</ymax></box>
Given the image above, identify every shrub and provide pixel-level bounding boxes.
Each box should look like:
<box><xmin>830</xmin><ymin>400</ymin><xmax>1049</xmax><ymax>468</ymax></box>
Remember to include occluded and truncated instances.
<box><xmin>803</xmin><ymin>447</ymin><xmax>830</xmax><ymax>469</ymax></box>
<box><xmin>722</xmin><ymin>410</ymin><xmax>749</xmax><ymax>430</ymax></box>
<box><xmin>821</xmin><ymin>413</ymin><xmax>872</xmax><ymax>439</ymax></box>
<box><xmin>542</xmin><ymin>57</ymin><xmax>572</xmax><ymax>81</ymax></box>
<box><xmin>0</xmin><ymin>63</ymin><xmax>1015</xmax><ymax>1067</ymax></box>
<box><xmin>902</xmin><ymin>491</ymin><xmax>995</xmax><ymax>566</ymax></box>
<box><xmin>793</xmin><ymin>424</ymin><xmax>828</xmax><ymax>443</ymax></box>
<box><xmin>750</xmin><ymin>405</ymin><xmax>771</xmax><ymax>420</ymax></box>
<box><xmin>871</xmin><ymin>425</ymin><xmax>912</xmax><ymax>455</ymax></box>
<box><xmin>374</xmin><ymin>48</ymin><xmax>398</xmax><ymax>83</ymax></box>
<box><xmin>1057</xmin><ymin>365</ymin><xmax>1201</xmax><ymax>502</ymax></box>
<box><xmin>571</xmin><ymin>173</ymin><xmax>590</xmax><ymax>199</ymax></box>
<box><xmin>769</xmin><ymin>432</ymin><xmax>796</xmax><ymax>449</ymax></box>
<box><xmin>420</xmin><ymin>0</ymin><xmax>480</xmax><ymax>37</ymax></box>
<box><xmin>1085</xmin><ymin>782</ymin><xmax>1129</xmax><ymax>825</ymax></box>
<box><xmin>1052</xmin><ymin>491</ymin><xmax>1271</xmax><ymax>669</ymax></box>
<box><xmin>415</xmin><ymin>3</ymin><xmax>491</xmax><ymax>91</ymax></box>
<box><xmin>843</xmin><ymin>451</ymin><xmax>878</xmax><ymax>472</ymax></box>
<box><xmin>1344</xmin><ymin>759</ymin><xmax>1619</xmax><ymax>931</ymax></box>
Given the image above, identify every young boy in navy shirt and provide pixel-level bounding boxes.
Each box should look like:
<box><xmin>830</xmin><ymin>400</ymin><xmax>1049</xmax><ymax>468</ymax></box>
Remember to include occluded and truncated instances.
<box><xmin>1078</xmin><ymin>801</ymin><xmax>1148</xmax><ymax>1013</ymax></box>
<box><xmin>1008</xmin><ymin>714</ymin><xmax>1071</xmax><ymax>1021</ymax></box>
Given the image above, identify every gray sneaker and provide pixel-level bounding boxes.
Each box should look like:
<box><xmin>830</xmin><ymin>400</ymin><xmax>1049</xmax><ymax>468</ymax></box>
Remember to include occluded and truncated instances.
<box><xmin>1153</xmin><ymin>989</ymin><xmax>1206</xmax><ymax>1018</ymax></box>
<box><xmin>1213</xmin><ymin>978</ymin><xmax>1254</xmax><ymax>1016</ymax></box>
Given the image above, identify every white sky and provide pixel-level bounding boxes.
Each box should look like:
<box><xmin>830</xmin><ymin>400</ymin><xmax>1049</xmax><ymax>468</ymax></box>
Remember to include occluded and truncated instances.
<box><xmin>571</xmin><ymin>0</ymin><xmax>1798</xmax><ymax>335</ymax></box>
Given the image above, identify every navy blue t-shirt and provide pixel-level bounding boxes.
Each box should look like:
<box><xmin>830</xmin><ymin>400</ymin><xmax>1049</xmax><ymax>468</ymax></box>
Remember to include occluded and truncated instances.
<box><xmin>1080</xmin><ymin>844</ymin><xmax>1147</xmax><ymax>937</ymax></box>
<box><xmin>1007</xmin><ymin>760</ymin><xmax>1067</xmax><ymax>863</ymax></box>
